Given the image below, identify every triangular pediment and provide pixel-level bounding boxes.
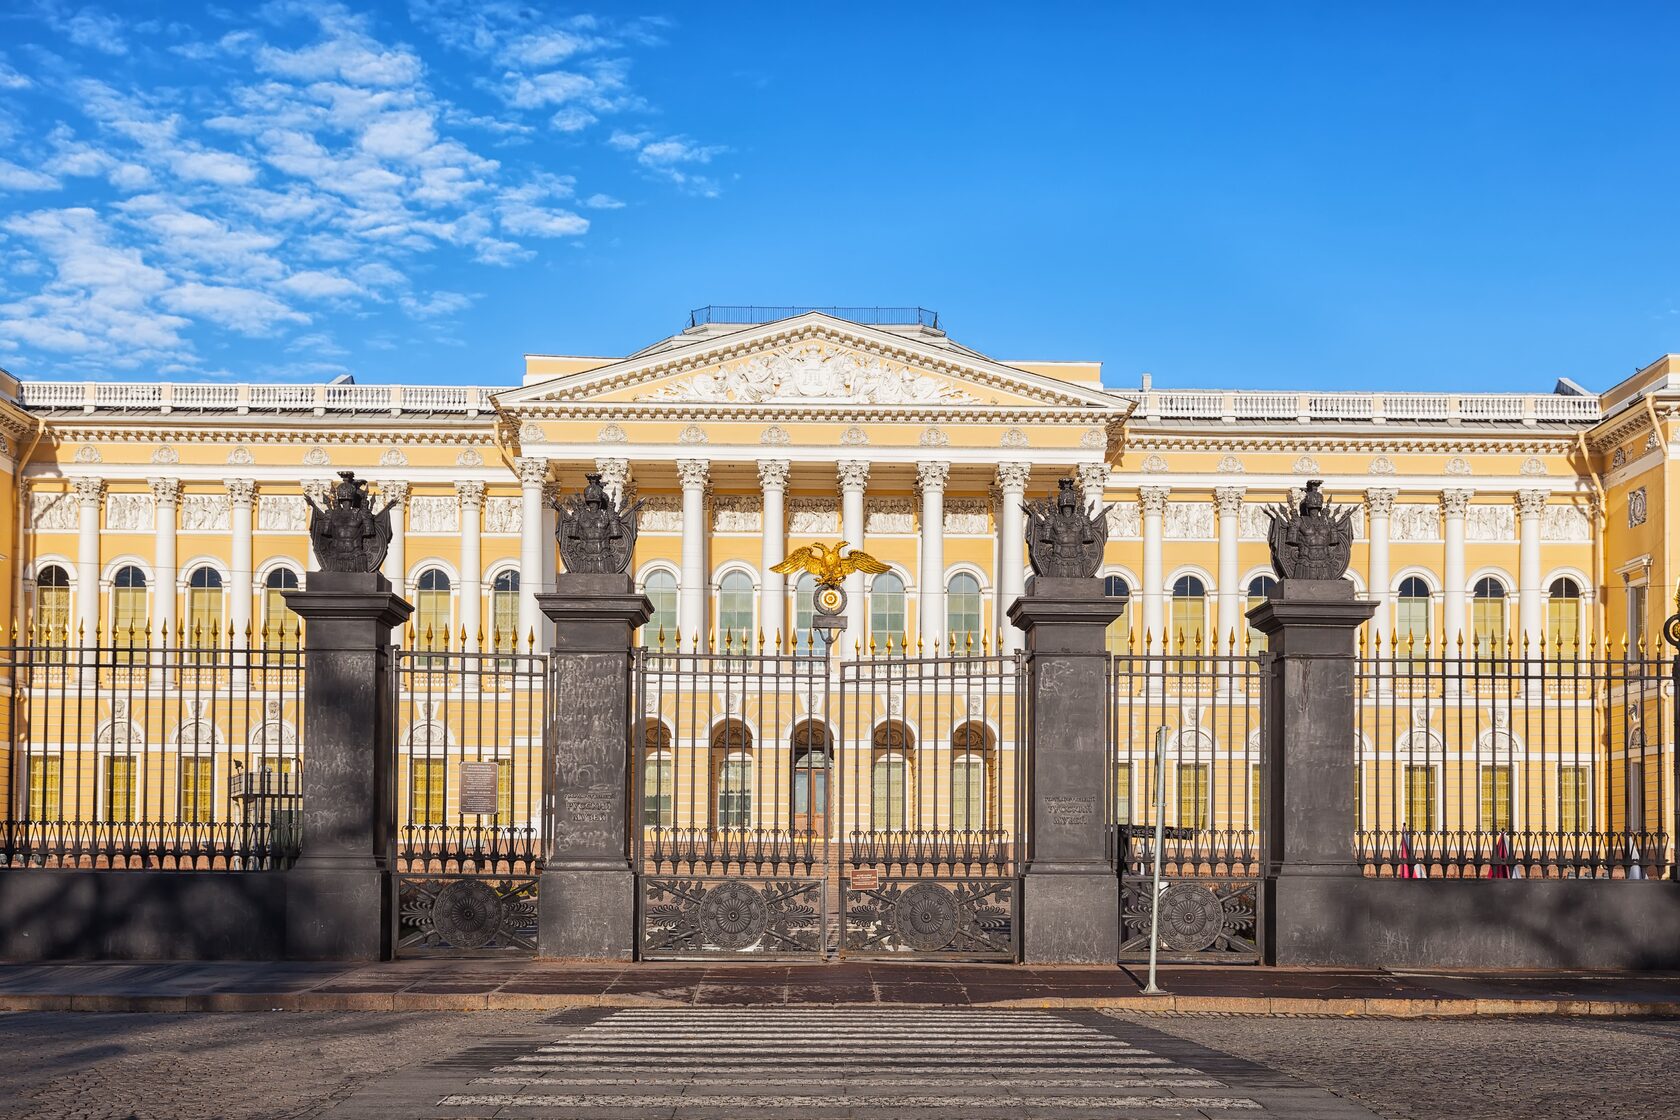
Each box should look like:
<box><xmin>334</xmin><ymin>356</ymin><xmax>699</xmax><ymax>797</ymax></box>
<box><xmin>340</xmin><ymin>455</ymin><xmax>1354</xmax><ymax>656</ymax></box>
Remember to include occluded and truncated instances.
<box><xmin>496</xmin><ymin>313</ymin><xmax>1124</xmax><ymax>413</ymax></box>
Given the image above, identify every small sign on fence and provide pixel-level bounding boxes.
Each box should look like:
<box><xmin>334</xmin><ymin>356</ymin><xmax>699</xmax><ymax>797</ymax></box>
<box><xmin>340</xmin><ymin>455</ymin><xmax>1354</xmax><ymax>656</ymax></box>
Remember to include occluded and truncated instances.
<box><xmin>458</xmin><ymin>762</ymin><xmax>500</xmax><ymax>816</ymax></box>
<box><xmin>849</xmin><ymin>868</ymin><xmax>879</xmax><ymax>891</ymax></box>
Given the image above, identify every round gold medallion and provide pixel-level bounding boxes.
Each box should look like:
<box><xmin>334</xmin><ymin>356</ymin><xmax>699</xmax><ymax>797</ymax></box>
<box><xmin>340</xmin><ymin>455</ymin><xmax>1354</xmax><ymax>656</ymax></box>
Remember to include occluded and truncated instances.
<box><xmin>817</xmin><ymin>586</ymin><xmax>844</xmax><ymax>613</ymax></box>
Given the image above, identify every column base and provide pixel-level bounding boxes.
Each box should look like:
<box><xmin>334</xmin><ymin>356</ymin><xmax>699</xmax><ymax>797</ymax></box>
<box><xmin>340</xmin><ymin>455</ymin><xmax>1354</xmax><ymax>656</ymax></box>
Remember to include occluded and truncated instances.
<box><xmin>1020</xmin><ymin>868</ymin><xmax>1120</xmax><ymax>965</ymax></box>
<box><xmin>285</xmin><ymin>864</ymin><xmax>391</xmax><ymax>961</ymax></box>
<box><xmin>537</xmin><ymin>866</ymin><xmax>636</xmax><ymax>961</ymax></box>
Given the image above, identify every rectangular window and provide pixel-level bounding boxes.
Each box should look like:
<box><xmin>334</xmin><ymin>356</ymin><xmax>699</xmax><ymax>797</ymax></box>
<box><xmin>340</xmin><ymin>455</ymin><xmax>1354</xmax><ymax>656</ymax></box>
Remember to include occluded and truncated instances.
<box><xmin>643</xmin><ymin>755</ymin><xmax>674</xmax><ymax>826</ymax></box>
<box><xmin>1559</xmin><ymin>765</ymin><xmax>1590</xmax><ymax>833</ymax></box>
<box><xmin>1546</xmin><ymin>597</ymin><xmax>1580</xmax><ymax>655</ymax></box>
<box><xmin>1114</xmin><ymin>762</ymin><xmax>1132</xmax><ymax>825</ymax></box>
<box><xmin>1479</xmin><ymin>764</ymin><xmax>1512</xmax><ymax>832</ymax></box>
<box><xmin>180</xmin><ymin>756</ymin><xmax>214</xmax><ymax>824</ymax></box>
<box><xmin>1472</xmin><ymin>599</ymin><xmax>1506</xmax><ymax>663</ymax></box>
<box><xmin>416</xmin><ymin>590</ymin><xmax>451</xmax><ymax>653</ymax></box>
<box><xmin>871</xmin><ymin>757</ymin><xmax>905</xmax><ymax>831</ymax></box>
<box><xmin>952</xmin><ymin>755</ymin><xmax>985</xmax><ymax>831</ymax></box>
<box><xmin>188</xmin><ymin>588</ymin><xmax>223</xmax><ymax>647</ymax></box>
<box><xmin>1176</xmin><ymin>763</ymin><xmax>1209</xmax><ymax>830</ymax></box>
<box><xmin>1170</xmin><ymin>597</ymin><xmax>1205</xmax><ymax>655</ymax></box>
<box><xmin>27</xmin><ymin>756</ymin><xmax>62</xmax><ymax>821</ymax></box>
<box><xmin>1396</xmin><ymin>598</ymin><xmax>1430</xmax><ymax>659</ymax></box>
<box><xmin>1404</xmin><ymin>765</ymin><xmax>1436</xmax><ymax>831</ymax></box>
<box><xmin>112</xmin><ymin>587</ymin><xmax>148</xmax><ymax>663</ymax></box>
<box><xmin>38</xmin><ymin>587</ymin><xmax>70</xmax><ymax>645</ymax></box>
<box><xmin>411</xmin><ymin>760</ymin><xmax>446</xmax><ymax>826</ymax></box>
<box><xmin>263</xmin><ymin>588</ymin><xmax>300</xmax><ymax>648</ymax></box>
<box><xmin>1627</xmin><ymin>584</ymin><xmax>1648</xmax><ymax>654</ymax></box>
<box><xmin>495</xmin><ymin>757</ymin><xmax>515</xmax><ymax>824</ymax></box>
<box><xmin>104</xmin><ymin>755</ymin><xmax>136</xmax><ymax>823</ymax></box>
<box><xmin>492</xmin><ymin>590</ymin><xmax>521</xmax><ymax>653</ymax></box>
<box><xmin>718</xmin><ymin>757</ymin><xmax>752</xmax><ymax>829</ymax></box>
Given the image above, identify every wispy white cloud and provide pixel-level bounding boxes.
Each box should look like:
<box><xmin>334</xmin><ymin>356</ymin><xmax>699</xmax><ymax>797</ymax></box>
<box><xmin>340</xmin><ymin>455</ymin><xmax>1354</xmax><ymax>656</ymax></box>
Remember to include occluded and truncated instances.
<box><xmin>607</xmin><ymin>129</ymin><xmax>725</xmax><ymax>195</ymax></box>
<box><xmin>0</xmin><ymin>160</ymin><xmax>60</xmax><ymax>191</ymax></box>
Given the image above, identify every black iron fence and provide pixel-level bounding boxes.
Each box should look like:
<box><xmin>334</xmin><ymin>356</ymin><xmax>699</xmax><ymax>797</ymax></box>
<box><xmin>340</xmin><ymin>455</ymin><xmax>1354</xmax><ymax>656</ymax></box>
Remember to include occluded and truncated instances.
<box><xmin>0</xmin><ymin>635</ymin><xmax>305</xmax><ymax>869</ymax></box>
<box><xmin>1354</xmin><ymin>638</ymin><xmax>1672</xmax><ymax>878</ymax></box>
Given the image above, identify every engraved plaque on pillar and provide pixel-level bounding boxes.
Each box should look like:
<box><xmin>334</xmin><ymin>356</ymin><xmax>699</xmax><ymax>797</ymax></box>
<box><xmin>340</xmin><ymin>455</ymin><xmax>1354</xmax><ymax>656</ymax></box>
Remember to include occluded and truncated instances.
<box><xmin>458</xmin><ymin>761</ymin><xmax>500</xmax><ymax>816</ymax></box>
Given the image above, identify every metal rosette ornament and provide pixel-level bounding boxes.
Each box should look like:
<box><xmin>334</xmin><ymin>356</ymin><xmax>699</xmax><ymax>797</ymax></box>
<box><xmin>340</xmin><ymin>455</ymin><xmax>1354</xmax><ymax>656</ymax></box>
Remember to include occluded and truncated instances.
<box><xmin>1664</xmin><ymin>583</ymin><xmax>1680</xmax><ymax>650</ymax></box>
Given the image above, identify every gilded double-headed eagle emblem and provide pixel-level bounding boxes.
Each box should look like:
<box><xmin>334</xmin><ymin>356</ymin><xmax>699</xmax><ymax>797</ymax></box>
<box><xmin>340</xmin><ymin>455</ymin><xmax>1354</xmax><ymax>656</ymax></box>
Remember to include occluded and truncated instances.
<box><xmin>771</xmin><ymin>542</ymin><xmax>889</xmax><ymax>616</ymax></box>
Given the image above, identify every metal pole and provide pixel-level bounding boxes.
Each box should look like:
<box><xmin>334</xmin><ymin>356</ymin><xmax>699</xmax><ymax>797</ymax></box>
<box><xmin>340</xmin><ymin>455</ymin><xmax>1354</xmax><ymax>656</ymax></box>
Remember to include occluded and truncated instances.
<box><xmin>1143</xmin><ymin>724</ymin><xmax>1169</xmax><ymax>994</ymax></box>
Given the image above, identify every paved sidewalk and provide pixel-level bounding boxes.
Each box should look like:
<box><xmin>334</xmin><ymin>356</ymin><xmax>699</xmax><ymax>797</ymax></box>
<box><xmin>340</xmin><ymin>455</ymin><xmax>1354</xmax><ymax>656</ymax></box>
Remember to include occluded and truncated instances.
<box><xmin>1</xmin><ymin>959</ymin><xmax>1678</xmax><ymax>1015</ymax></box>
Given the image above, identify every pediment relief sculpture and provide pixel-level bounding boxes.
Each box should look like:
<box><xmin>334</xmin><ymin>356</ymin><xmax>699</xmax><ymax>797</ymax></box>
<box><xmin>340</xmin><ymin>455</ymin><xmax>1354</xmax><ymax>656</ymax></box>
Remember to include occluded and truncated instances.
<box><xmin>637</xmin><ymin>343</ymin><xmax>981</xmax><ymax>406</ymax></box>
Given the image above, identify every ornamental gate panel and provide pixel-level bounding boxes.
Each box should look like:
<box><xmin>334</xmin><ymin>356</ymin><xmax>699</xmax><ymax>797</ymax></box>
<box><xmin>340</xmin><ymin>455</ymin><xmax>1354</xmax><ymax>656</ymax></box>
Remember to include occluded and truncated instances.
<box><xmin>391</xmin><ymin>647</ymin><xmax>547</xmax><ymax>956</ymax></box>
<box><xmin>633</xmin><ymin>643</ymin><xmax>1023</xmax><ymax>960</ymax></box>
<box><xmin>1110</xmin><ymin>646</ymin><xmax>1268</xmax><ymax>964</ymax></box>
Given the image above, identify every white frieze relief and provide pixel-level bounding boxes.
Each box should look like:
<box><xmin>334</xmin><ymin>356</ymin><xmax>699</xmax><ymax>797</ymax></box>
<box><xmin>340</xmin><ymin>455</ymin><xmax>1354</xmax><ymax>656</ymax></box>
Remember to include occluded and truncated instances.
<box><xmin>712</xmin><ymin>494</ymin><xmax>763</xmax><ymax>532</ymax></box>
<box><xmin>257</xmin><ymin>495</ymin><xmax>308</xmax><ymax>532</ymax></box>
<box><xmin>1541</xmin><ymin>504</ymin><xmax>1591</xmax><ymax>542</ymax></box>
<box><xmin>1164</xmin><ymin>501</ymin><xmax>1215</xmax><ymax>541</ymax></box>
<box><xmin>640</xmin><ymin>496</ymin><xmax>682</xmax><ymax>532</ymax></box>
<box><xmin>638</xmin><ymin>342</ymin><xmax>981</xmax><ymax>405</ymax></box>
<box><xmin>518</xmin><ymin>421</ymin><xmax>544</xmax><ymax>443</ymax></box>
<box><xmin>1217</xmin><ymin>455</ymin><xmax>1245</xmax><ymax>474</ymax></box>
<box><xmin>1465</xmin><ymin>504</ymin><xmax>1515</xmax><ymax>542</ymax></box>
<box><xmin>456</xmin><ymin>448</ymin><xmax>483</xmax><ymax>467</ymax></box>
<box><xmin>1080</xmin><ymin>428</ymin><xmax>1105</xmax><ymax>449</ymax></box>
<box><xmin>30</xmin><ymin>491</ymin><xmax>78</xmax><ymax>531</ymax></box>
<box><xmin>788</xmin><ymin>498</ymin><xmax>840</xmax><ymax>534</ymax></box>
<box><xmin>1105</xmin><ymin>502</ymin><xmax>1141</xmax><ymax>539</ymax></box>
<box><xmin>227</xmin><ymin>445</ymin><xmax>254</xmax><ymax>466</ymax></box>
<box><xmin>1368</xmin><ymin>456</ymin><xmax>1396</xmax><ymax>475</ymax></box>
<box><xmin>483</xmin><ymin>497</ymin><xmax>522</xmax><ymax>534</ymax></box>
<box><xmin>73</xmin><ymin>444</ymin><xmax>102</xmax><ymax>464</ymax></box>
<box><xmin>1239</xmin><ymin>505</ymin><xmax>1272</xmax><ymax>541</ymax></box>
<box><xmin>1392</xmin><ymin>504</ymin><xmax>1441</xmax><ymax>542</ymax></box>
<box><xmin>181</xmin><ymin>494</ymin><xmax>230</xmax><ymax>531</ymax></box>
<box><xmin>408</xmin><ymin>495</ymin><xmax>460</xmax><ymax>534</ymax></box>
<box><xmin>760</xmin><ymin>425</ymin><xmax>791</xmax><ymax>446</ymax></box>
<box><xmin>1520</xmin><ymin>457</ymin><xmax>1548</xmax><ymax>477</ymax></box>
<box><xmin>597</xmin><ymin>423</ymin><xmax>627</xmax><ymax>444</ymax></box>
<box><xmin>104</xmin><ymin>493</ymin><xmax>155</xmax><ymax>532</ymax></box>
<box><xmin>302</xmin><ymin>447</ymin><xmax>330</xmax><ymax>466</ymax></box>
<box><xmin>866</xmin><ymin>497</ymin><xmax>916</xmax><ymax>534</ymax></box>
<box><xmin>151</xmin><ymin>445</ymin><xmax>179</xmax><ymax>465</ymax></box>
<box><xmin>943</xmin><ymin>499</ymin><xmax>990</xmax><ymax>535</ymax></box>
<box><xmin>1001</xmin><ymin>427</ymin><xmax>1028</xmax><ymax>448</ymax></box>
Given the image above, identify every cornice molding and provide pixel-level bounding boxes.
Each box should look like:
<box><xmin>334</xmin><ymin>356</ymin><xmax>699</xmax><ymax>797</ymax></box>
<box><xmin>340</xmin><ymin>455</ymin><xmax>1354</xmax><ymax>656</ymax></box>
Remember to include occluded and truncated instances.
<box><xmin>1127</xmin><ymin>432</ymin><xmax>1575</xmax><ymax>455</ymax></box>
<box><xmin>41</xmin><ymin>427</ymin><xmax>498</xmax><ymax>447</ymax></box>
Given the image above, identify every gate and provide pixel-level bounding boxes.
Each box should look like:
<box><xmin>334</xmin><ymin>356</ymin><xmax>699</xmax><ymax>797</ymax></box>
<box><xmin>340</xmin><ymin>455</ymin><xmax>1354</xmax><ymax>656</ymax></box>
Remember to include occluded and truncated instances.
<box><xmin>633</xmin><ymin>641</ymin><xmax>1023</xmax><ymax>959</ymax></box>
<box><xmin>391</xmin><ymin>646</ymin><xmax>547</xmax><ymax>955</ymax></box>
<box><xmin>1110</xmin><ymin>644</ymin><xmax>1268</xmax><ymax>963</ymax></box>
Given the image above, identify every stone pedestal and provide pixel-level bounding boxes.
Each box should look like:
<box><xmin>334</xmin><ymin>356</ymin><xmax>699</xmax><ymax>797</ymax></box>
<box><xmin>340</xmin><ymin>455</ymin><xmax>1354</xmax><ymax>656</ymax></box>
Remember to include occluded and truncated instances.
<box><xmin>1008</xmin><ymin>575</ymin><xmax>1127</xmax><ymax>964</ymax></box>
<box><xmin>535</xmin><ymin>573</ymin><xmax>653</xmax><ymax>960</ymax></box>
<box><xmin>282</xmin><ymin>571</ymin><xmax>412</xmax><ymax>961</ymax></box>
<box><xmin>1246</xmin><ymin>578</ymin><xmax>1378</xmax><ymax>965</ymax></box>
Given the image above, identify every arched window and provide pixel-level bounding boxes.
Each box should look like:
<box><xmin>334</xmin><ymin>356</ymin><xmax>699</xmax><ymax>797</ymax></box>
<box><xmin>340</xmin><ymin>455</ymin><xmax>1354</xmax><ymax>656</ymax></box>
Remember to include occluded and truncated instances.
<box><xmin>790</xmin><ymin>721</ymin><xmax>831</xmax><ymax>834</ymax></box>
<box><xmin>1171</xmin><ymin>575</ymin><xmax>1207</xmax><ymax>653</ymax></box>
<box><xmin>946</xmin><ymin>573</ymin><xmax>982</xmax><ymax>647</ymax></box>
<box><xmin>1103</xmin><ymin>575</ymin><xmax>1131</xmax><ymax>655</ymax></box>
<box><xmin>415</xmin><ymin>568</ymin><xmax>452</xmax><ymax>651</ymax></box>
<box><xmin>712</xmin><ymin>721</ymin><xmax>753</xmax><ymax>829</ymax></box>
<box><xmin>1396</xmin><ymin>576</ymin><xmax>1432</xmax><ymax>656</ymax></box>
<box><xmin>35</xmin><ymin>565</ymin><xmax>70</xmax><ymax>644</ymax></box>
<box><xmin>641</xmin><ymin>721</ymin><xmax>674</xmax><ymax>827</ymax></box>
<box><xmin>869</xmin><ymin>573</ymin><xmax>906</xmax><ymax>650</ymax></box>
<box><xmin>871</xmin><ymin>721</ymin><xmax>914</xmax><ymax>831</ymax></box>
<box><xmin>641</xmin><ymin>570</ymin><xmax>677</xmax><ymax>650</ymax></box>
<box><xmin>1472</xmin><ymin>576</ymin><xmax>1508</xmax><ymax>658</ymax></box>
<box><xmin>262</xmin><ymin>568</ymin><xmax>300</xmax><ymax>648</ymax></box>
<box><xmin>491</xmin><ymin>570</ymin><xmax>521</xmax><ymax>653</ymax></box>
<box><xmin>717</xmin><ymin>570</ymin><xmax>755</xmax><ymax>648</ymax></box>
<box><xmin>793</xmin><ymin>573</ymin><xmax>829</xmax><ymax>655</ymax></box>
<box><xmin>1546</xmin><ymin>577</ymin><xmax>1582</xmax><ymax>654</ymax></box>
<box><xmin>111</xmin><ymin>565</ymin><xmax>148</xmax><ymax>644</ymax></box>
<box><xmin>187</xmin><ymin>567</ymin><xmax>225</xmax><ymax>646</ymax></box>
<box><xmin>951</xmin><ymin>722</ymin><xmax>991</xmax><ymax>831</ymax></box>
<box><xmin>1245</xmin><ymin>575</ymin><xmax>1277</xmax><ymax>652</ymax></box>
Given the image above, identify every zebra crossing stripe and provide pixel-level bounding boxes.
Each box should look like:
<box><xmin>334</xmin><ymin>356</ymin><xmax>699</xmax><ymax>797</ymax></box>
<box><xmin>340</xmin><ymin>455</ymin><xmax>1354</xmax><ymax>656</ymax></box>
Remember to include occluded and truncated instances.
<box><xmin>439</xmin><ymin>1093</ymin><xmax>1263</xmax><ymax>1110</ymax></box>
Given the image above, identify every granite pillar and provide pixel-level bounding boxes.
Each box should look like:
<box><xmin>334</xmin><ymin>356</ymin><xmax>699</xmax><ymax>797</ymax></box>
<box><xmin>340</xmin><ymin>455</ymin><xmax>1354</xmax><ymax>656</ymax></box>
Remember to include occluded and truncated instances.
<box><xmin>282</xmin><ymin>571</ymin><xmax>413</xmax><ymax>961</ymax></box>
<box><xmin>1008</xmin><ymin>575</ymin><xmax>1126</xmax><ymax>963</ymax></box>
<box><xmin>1246</xmin><ymin>578</ymin><xmax>1377</xmax><ymax>965</ymax></box>
<box><xmin>536</xmin><ymin>573</ymin><xmax>653</xmax><ymax>959</ymax></box>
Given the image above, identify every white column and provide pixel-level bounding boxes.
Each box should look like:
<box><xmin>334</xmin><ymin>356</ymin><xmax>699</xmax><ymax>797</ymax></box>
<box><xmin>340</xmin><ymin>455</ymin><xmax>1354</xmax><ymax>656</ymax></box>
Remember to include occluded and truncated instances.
<box><xmin>1139</xmin><ymin>485</ymin><xmax>1170</xmax><ymax>654</ymax></box>
<box><xmin>1365</xmin><ymin>488</ymin><xmax>1396</xmax><ymax>648</ymax></box>
<box><xmin>677</xmin><ymin>459</ymin><xmax>710</xmax><ymax>644</ymax></box>
<box><xmin>377</xmin><ymin>480</ymin><xmax>409</xmax><ymax>595</ymax></box>
<box><xmin>149</xmin><ymin>478</ymin><xmax>181</xmax><ymax>643</ymax></box>
<box><xmin>516</xmin><ymin>458</ymin><xmax>548</xmax><ymax>652</ymax></box>
<box><xmin>227</xmin><ymin>480</ymin><xmax>255</xmax><ymax>646</ymax></box>
<box><xmin>1517</xmin><ymin>489</ymin><xmax>1546</xmax><ymax>650</ymax></box>
<box><xmin>838</xmin><ymin>460</ymin><xmax>869</xmax><ymax>652</ymax></box>
<box><xmin>1214</xmin><ymin>486</ymin><xmax>1245</xmax><ymax>652</ymax></box>
<box><xmin>1441</xmin><ymin>489</ymin><xmax>1472</xmax><ymax>648</ymax></box>
<box><xmin>595</xmin><ymin>457</ymin><xmax>630</xmax><ymax>505</ymax></box>
<box><xmin>917</xmin><ymin>461</ymin><xmax>950</xmax><ymax>647</ymax></box>
<box><xmin>758</xmin><ymin>460</ymin><xmax>789</xmax><ymax>644</ymax></box>
<box><xmin>458</xmin><ymin>481</ymin><xmax>485</xmax><ymax>651</ymax></box>
<box><xmin>73</xmin><ymin>477</ymin><xmax>103</xmax><ymax>642</ymax></box>
<box><xmin>539</xmin><ymin>479</ymin><xmax>559</xmax><ymax>655</ymax></box>
<box><xmin>996</xmin><ymin>463</ymin><xmax>1030</xmax><ymax>652</ymax></box>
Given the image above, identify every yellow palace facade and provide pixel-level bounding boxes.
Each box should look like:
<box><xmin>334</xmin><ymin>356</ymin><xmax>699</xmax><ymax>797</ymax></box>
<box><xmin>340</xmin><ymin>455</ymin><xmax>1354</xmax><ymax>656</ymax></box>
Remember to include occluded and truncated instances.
<box><xmin>0</xmin><ymin>307</ymin><xmax>1674</xmax><ymax>862</ymax></box>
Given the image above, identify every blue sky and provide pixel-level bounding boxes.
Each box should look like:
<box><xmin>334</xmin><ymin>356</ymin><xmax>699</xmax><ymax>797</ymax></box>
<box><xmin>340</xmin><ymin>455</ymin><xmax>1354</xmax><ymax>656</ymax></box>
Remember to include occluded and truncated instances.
<box><xmin>0</xmin><ymin>1</ymin><xmax>1675</xmax><ymax>392</ymax></box>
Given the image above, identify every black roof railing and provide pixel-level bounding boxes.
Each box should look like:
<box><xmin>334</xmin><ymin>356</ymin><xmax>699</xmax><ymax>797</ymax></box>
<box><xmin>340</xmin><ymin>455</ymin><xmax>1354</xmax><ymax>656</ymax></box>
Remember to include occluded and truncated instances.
<box><xmin>688</xmin><ymin>305</ymin><xmax>940</xmax><ymax>330</ymax></box>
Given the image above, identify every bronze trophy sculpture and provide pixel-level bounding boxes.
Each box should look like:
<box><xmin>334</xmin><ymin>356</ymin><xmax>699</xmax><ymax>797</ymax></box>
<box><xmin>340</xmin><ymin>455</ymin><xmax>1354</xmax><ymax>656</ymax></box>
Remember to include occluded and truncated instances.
<box><xmin>1023</xmin><ymin>477</ymin><xmax>1109</xmax><ymax>578</ymax></box>
<box><xmin>556</xmin><ymin>473</ymin><xmax>642</xmax><ymax>575</ymax></box>
<box><xmin>1264</xmin><ymin>479</ymin><xmax>1355</xmax><ymax>581</ymax></box>
<box><xmin>305</xmin><ymin>471</ymin><xmax>395</xmax><ymax>573</ymax></box>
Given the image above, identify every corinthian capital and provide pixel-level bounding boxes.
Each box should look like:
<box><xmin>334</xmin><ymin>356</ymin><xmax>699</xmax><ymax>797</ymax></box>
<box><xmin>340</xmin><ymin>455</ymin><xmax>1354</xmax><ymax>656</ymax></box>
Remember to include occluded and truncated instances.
<box><xmin>1364</xmin><ymin>487</ymin><xmax>1398</xmax><ymax>516</ymax></box>
<box><xmin>456</xmin><ymin>480</ymin><xmax>487</xmax><ymax>509</ymax></box>
<box><xmin>1440</xmin><ymin>488</ymin><xmax>1474</xmax><ymax>518</ymax></box>
<box><xmin>376</xmin><ymin>479</ymin><xmax>410</xmax><ymax>505</ymax></box>
<box><xmin>72</xmin><ymin>477</ymin><xmax>105</xmax><ymax>506</ymax></box>
<box><xmin>1138</xmin><ymin>485</ymin><xmax>1171</xmax><ymax>516</ymax></box>
<box><xmin>226</xmin><ymin>479</ymin><xmax>257</xmax><ymax>507</ymax></box>
<box><xmin>995</xmin><ymin>462</ymin><xmax>1031</xmax><ymax>494</ymax></box>
<box><xmin>1213</xmin><ymin>486</ymin><xmax>1247</xmax><ymax>517</ymax></box>
<box><xmin>1076</xmin><ymin>463</ymin><xmax>1108</xmax><ymax>501</ymax></box>
<box><xmin>677</xmin><ymin>458</ymin><xmax>710</xmax><ymax>490</ymax></box>
<box><xmin>756</xmin><ymin>459</ymin><xmax>790</xmax><ymax>491</ymax></box>
<box><xmin>916</xmin><ymin>461</ymin><xmax>951</xmax><ymax>492</ymax></box>
<box><xmin>1515</xmin><ymin>489</ymin><xmax>1549</xmax><ymax>518</ymax></box>
<box><xmin>515</xmin><ymin>456</ymin><xmax>549</xmax><ymax>487</ymax></box>
<box><xmin>148</xmin><ymin>477</ymin><xmax>183</xmax><ymax>505</ymax></box>
<box><xmin>837</xmin><ymin>460</ymin><xmax>870</xmax><ymax>491</ymax></box>
<box><xmin>594</xmin><ymin>457</ymin><xmax>630</xmax><ymax>501</ymax></box>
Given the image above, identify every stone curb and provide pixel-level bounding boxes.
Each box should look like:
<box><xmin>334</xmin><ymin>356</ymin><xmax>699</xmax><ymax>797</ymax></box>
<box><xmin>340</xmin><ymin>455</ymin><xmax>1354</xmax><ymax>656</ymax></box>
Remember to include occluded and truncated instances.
<box><xmin>0</xmin><ymin>992</ymin><xmax>1676</xmax><ymax>1017</ymax></box>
